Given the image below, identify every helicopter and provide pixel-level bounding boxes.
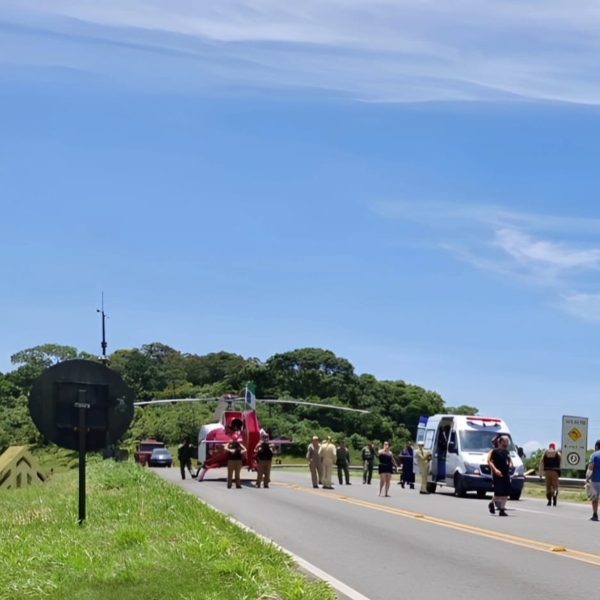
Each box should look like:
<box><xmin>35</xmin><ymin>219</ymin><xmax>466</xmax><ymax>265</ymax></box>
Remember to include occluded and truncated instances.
<box><xmin>134</xmin><ymin>383</ymin><xmax>369</xmax><ymax>480</ymax></box>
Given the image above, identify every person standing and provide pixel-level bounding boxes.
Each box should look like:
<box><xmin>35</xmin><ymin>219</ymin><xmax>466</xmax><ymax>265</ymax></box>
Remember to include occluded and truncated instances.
<box><xmin>177</xmin><ymin>440</ymin><xmax>194</xmax><ymax>480</ymax></box>
<box><xmin>586</xmin><ymin>439</ymin><xmax>600</xmax><ymax>521</ymax></box>
<box><xmin>488</xmin><ymin>436</ymin><xmax>513</xmax><ymax>516</ymax></box>
<box><xmin>225</xmin><ymin>440</ymin><xmax>246</xmax><ymax>489</ymax></box>
<box><xmin>398</xmin><ymin>442</ymin><xmax>415</xmax><ymax>489</ymax></box>
<box><xmin>306</xmin><ymin>436</ymin><xmax>322</xmax><ymax>488</ymax></box>
<box><xmin>361</xmin><ymin>441</ymin><xmax>376</xmax><ymax>484</ymax></box>
<box><xmin>378</xmin><ymin>441</ymin><xmax>397</xmax><ymax>497</ymax></box>
<box><xmin>319</xmin><ymin>436</ymin><xmax>337</xmax><ymax>489</ymax></box>
<box><xmin>254</xmin><ymin>434</ymin><xmax>275</xmax><ymax>489</ymax></box>
<box><xmin>336</xmin><ymin>441</ymin><xmax>351</xmax><ymax>485</ymax></box>
<box><xmin>416</xmin><ymin>441</ymin><xmax>432</xmax><ymax>494</ymax></box>
<box><xmin>539</xmin><ymin>442</ymin><xmax>561</xmax><ymax>506</ymax></box>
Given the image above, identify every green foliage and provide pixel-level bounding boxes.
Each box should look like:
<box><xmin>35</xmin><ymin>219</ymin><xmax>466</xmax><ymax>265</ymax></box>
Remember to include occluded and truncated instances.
<box><xmin>2</xmin><ymin>342</ymin><xmax>462</xmax><ymax>453</ymax></box>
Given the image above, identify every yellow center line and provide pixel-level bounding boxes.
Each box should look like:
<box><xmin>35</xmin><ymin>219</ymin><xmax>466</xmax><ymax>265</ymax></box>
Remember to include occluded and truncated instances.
<box><xmin>277</xmin><ymin>483</ymin><xmax>600</xmax><ymax>568</ymax></box>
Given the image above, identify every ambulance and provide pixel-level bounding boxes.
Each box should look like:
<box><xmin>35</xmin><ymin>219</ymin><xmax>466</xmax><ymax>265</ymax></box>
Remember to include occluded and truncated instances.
<box><xmin>415</xmin><ymin>414</ymin><xmax>525</xmax><ymax>499</ymax></box>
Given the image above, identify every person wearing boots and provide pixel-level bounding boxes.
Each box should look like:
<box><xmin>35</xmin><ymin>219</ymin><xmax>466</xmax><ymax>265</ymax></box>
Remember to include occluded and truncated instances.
<box><xmin>254</xmin><ymin>433</ymin><xmax>275</xmax><ymax>488</ymax></box>
<box><xmin>539</xmin><ymin>442</ymin><xmax>561</xmax><ymax>506</ymax></box>
<box><xmin>361</xmin><ymin>441</ymin><xmax>376</xmax><ymax>484</ymax></box>
<box><xmin>319</xmin><ymin>436</ymin><xmax>337</xmax><ymax>489</ymax></box>
<box><xmin>306</xmin><ymin>436</ymin><xmax>322</xmax><ymax>488</ymax></box>
<box><xmin>336</xmin><ymin>440</ymin><xmax>351</xmax><ymax>485</ymax></box>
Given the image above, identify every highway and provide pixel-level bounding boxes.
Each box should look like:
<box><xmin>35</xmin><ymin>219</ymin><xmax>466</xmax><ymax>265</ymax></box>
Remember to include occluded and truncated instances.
<box><xmin>155</xmin><ymin>467</ymin><xmax>600</xmax><ymax>600</ymax></box>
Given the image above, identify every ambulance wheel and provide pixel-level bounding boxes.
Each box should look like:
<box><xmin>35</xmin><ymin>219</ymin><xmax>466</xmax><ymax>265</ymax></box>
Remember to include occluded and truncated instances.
<box><xmin>510</xmin><ymin>491</ymin><xmax>521</xmax><ymax>501</ymax></box>
<box><xmin>476</xmin><ymin>490</ymin><xmax>487</xmax><ymax>498</ymax></box>
<box><xmin>426</xmin><ymin>482</ymin><xmax>437</xmax><ymax>493</ymax></box>
<box><xmin>454</xmin><ymin>473</ymin><xmax>467</xmax><ymax>497</ymax></box>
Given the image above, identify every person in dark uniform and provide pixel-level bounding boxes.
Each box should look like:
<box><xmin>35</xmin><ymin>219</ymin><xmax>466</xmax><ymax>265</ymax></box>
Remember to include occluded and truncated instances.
<box><xmin>378</xmin><ymin>441</ymin><xmax>397</xmax><ymax>497</ymax></box>
<box><xmin>177</xmin><ymin>440</ymin><xmax>194</xmax><ymax>480</ymax></box>
<box><xmin>539</xmin><ymin>442</ymin><xmax>561</xmax><ymax>506</ymax></box>
<box><xmin>336</xmin><ymin>441</ymin><xmax>351</xmax><ymax>485</ymax></box>
<box><xmin>361</xmin><ymin>441</ymin><xmax>376</xmax><ymax>484</ymax></box>
<box><xmin>488</xmin><ymin>435</ymin><xmax>513</xmax><ymax>516</ymax></box>
<box><xmin>398</xmin><ymin>442</ymin><xmax>415</xmax><ymax>488</ymax></box>
<box><xmin>254</xmin><ymin>434</ymin><xmax>275</xmax><ymax>488</ymax></box>
<box><xmin>225</xmin><ymin>439</ymin><xmax>246</xmax><ymax>489</ymax></box>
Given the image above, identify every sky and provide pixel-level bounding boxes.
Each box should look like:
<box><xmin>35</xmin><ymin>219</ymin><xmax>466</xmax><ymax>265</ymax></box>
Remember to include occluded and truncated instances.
<box><xmin>2</xmin><ymin>1</ymin><xmax>600</xmax><ymax>454</ymax></box>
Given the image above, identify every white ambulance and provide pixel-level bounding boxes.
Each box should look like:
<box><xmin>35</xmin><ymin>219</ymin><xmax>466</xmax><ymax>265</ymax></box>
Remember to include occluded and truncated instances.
<box><xmin>416</xmin><ymin>414</ymin><xmax>525</xmax><ymax>499</ymax></box>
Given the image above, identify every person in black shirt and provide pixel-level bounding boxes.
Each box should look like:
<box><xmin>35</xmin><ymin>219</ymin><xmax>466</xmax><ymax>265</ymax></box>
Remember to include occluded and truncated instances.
<box><xmin>488</xmin><ymin>436</ymin><xmax>513</xmax><ymax>516</ymax></box>
<box><xmin>177</xmin><ymin>440</ymin><xmax>195</xmax><ymax>480</ymax></box>
<box><xmin>254</xmin><ymin>434</ymin><xmax>275</xmax><ymax>488</ymax></box>
<box><xmin>225</xmin><ymin>440</ymin><xmax>247</xmax><ymax>489</ymax></box>
<box><xmin>539</xmin><ymin>442</ymin><xmax>561</xmax><ymax>506</ymax></box>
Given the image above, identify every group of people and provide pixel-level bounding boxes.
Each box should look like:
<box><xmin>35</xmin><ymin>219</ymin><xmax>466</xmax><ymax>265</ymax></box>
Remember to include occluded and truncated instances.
<box><xmin>222</xmin><ymin>434</ymin><xmax>276</xmax><ymax>489</ymax></box>
<box><xmin>307</xmin><ymin>437</ymin><xmax>433</xmax><ymax>498</ymax></box>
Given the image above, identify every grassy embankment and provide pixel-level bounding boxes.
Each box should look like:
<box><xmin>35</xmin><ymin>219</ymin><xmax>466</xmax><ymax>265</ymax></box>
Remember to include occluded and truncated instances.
<box><xmin>0</xmin><ymin>457</ymin><xmax>334</xmax><ymax>600</ymax></box>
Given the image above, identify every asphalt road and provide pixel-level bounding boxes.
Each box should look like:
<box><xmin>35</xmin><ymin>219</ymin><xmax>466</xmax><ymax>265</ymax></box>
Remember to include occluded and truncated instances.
<box><xmin>154</xmin><ymin>467</ymin><xmax>600</xmax><ymax>600</ymax></box>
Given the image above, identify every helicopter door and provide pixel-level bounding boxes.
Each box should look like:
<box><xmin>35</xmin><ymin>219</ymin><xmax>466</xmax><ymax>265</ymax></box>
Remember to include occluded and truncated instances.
<box><xmin>431</xmin><ymin>418</ymin><xmax>453</xmax><ymax>483</ymax></box>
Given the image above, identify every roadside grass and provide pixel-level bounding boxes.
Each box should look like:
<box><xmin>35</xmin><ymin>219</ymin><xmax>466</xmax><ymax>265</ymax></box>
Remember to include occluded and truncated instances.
<box><xmin>523</xmin><ymin>481</ymin><xmax>588</xmax><ymax>503</ymax></box>
<box><xmin>0</xmin><ymin>459</ymin><xmax>334</xmax><ymax>600</ymax></box>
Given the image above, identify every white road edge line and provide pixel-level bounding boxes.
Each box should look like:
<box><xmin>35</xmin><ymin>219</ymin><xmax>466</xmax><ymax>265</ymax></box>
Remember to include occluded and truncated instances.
<box><xmin>220</xmin><ymin>509</ymin><xmax>371</xmax><ymax>600</ymax></box>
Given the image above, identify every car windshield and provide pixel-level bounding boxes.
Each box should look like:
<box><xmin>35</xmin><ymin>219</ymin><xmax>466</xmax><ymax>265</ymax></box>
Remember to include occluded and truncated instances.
<box><xmin>151</xmin><ymin>449</ymin><xmax>170</xmax><ymax>456</ymax></box>
<box><xmin>459</xmin><ymin>431</ymin><xmax>515</xmax><ymax>453</ymax></box>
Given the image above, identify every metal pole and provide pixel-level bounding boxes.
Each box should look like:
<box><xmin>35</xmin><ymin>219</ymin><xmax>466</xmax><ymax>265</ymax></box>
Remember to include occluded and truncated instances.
<box><xmin>97</xmin><ymin>293</ymin><xmax>108</xmax><ymax>364</ymax></box>
<box><xmin>76</xmin><ymin>388</ymin><xmax>89</xmax><ymax>524</ymax></box>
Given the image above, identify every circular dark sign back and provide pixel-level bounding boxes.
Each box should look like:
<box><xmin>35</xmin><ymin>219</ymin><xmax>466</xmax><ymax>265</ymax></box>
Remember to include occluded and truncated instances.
<box><xmin>29</xmin><ymin>359</ymin><xmax>134</xmax><ymax>451</ymax></box>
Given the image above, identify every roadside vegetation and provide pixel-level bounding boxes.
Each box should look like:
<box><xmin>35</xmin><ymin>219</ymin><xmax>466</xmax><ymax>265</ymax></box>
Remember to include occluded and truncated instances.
<box><xmin>0</xmin><ymin>459</ymin><xmax>334</xmax><ymax>600</ymax></box>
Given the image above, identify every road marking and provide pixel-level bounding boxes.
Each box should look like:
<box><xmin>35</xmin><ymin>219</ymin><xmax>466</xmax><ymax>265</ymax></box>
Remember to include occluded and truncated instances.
<box><xmin>280</xmin><ymin>483</ymin><xmax>600</xmax><ymax>568</ymax></box>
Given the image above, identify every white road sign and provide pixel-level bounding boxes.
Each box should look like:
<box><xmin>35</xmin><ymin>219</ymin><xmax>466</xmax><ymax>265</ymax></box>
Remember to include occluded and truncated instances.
<box><xmin>561</xmin><ymin>415</ymin><xmax>588</xmax><ymax>470</ymax></box>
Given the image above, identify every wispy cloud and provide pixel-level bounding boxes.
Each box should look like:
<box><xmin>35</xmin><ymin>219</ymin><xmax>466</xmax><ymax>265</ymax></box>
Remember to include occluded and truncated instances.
<box><xmin>2</xmin><ymin>1</ymin><xmax>600</xmax><ymax>103</ymax></box>
<box><xmin>376</xmin><ymin>199</ymin><xmax>600</xmax><ymax>321</ymax></box>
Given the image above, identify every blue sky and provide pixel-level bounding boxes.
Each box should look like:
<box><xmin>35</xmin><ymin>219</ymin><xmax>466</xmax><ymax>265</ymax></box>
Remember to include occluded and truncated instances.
<box><xmin>2</xmin><ymin>1</ymin><xmax>600</xmax><ymax>453</ymax></box>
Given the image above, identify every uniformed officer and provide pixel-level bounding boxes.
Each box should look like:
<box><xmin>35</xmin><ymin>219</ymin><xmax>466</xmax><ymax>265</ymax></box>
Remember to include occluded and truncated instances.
<box><xmin>319</xmin><ymin>436</ymin><xmax>337</xmax><ymax>489</ymax></box>
<box><xmin>225</xmin><ymin>439</ymin><xmax>246</xmax><ymax>489</ymax></box>
<box><xmin>306</xmin><ymin>436</ymin><xmax>322</xmax><ymax>488</ymax></box>
<box><xmin>539</xmin><ymin>442</ymin><xmax>561</xmax><ymax>506</ymax></box>
<box><xmin>177</xmin><ymin>440</ymin><xmax>194</xmax><ymax>480</ymax></box>
<box><xmin>361</xmin><ymin>441</ymin><xmax>376</xmax><ymax>484</ymax></box>
<box><xmin>416</xmin><ymin>441</ymin><xmax>432</xmax><ymax>494</ymax></box>
<box><xmin>254</xmin><ymin>434</ymin><xmax>275</xmax><ymax>488</ymax></box>
<box><xmin>336</xmin><ymin>441</ymin><xmax>351</xmax><ymax>485</ymax></box>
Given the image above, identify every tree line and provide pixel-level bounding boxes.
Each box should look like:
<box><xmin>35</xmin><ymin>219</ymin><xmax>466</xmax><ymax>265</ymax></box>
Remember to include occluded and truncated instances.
<box><xmin>0</xmin><ymin>343</ymin><xmax>478</xmax><ymax>455</ymax></box>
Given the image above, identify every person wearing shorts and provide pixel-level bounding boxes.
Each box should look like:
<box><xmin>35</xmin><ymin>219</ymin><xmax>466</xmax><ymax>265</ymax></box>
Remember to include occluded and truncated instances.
<box><xmin>586</xmin><ymin>440</ymin><xmax>600</xmax><ymax>521</ymax></box>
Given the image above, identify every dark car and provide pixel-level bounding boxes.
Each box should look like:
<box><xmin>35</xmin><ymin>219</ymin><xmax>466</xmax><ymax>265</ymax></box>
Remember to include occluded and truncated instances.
<box><xmin>149</xmin><ymin>447</ymin><xmax>173</xmax><ymax>467</ymax></box>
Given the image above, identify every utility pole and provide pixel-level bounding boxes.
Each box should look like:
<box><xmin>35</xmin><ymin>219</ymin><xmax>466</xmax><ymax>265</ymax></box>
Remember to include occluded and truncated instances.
<box><xmin>96</xmin><ymin>293</ymin><xmax>108</xmax><ymax>364</ymax></box>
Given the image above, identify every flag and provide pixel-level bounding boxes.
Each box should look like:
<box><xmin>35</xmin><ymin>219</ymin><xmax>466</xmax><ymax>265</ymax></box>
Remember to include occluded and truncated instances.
<box><xmin>244</xmin><ymin>382</ymin><xmax>256</xmax><ymax>409</ymax></box>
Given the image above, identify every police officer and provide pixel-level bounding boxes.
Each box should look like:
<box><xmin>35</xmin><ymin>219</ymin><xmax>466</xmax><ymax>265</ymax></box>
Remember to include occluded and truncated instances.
<box><xmin>225</xmin><ymin>439</ymin><xmax>246</xmax><ymax>489</ymax></box>
<box><xmin>254</xmin><ymin>434</ymin><xmax>275</xmax><ymax>488</ymax></box>
<box><xmin>539</xmin><ymin>442</ymin><xmax>561</xmax><ymax>506</ymax></box>
<box><xmin>306</xmin><ymin>436</ymin><xmax>322</xmax><ymax>488</ymax></box>
<box><xmin>361</xmin><ymin>441</ymin><xmax>376</xmax><ymax>484</ymax></box>
<box><xmin>336</xmin><ymin>441</ymin><xmax>351</xmax><ymax>485</ymax></box>
<box><xmin>319</xmin><ymin>436</ymin><xmax>337</xmax><ymax>489</ymax></box>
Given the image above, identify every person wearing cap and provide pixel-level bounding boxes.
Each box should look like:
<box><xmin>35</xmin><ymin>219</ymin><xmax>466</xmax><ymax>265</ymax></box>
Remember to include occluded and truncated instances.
<box><xmin>254</xmin><ymin>434</ymin><xmax>275</xmax><ymax>489</ymax></box>
<box><xmin>361</xmin><ymin>441</ymin><xmax>376</xmax><ymax>484</ymax></box>
<box><xmin>539</xmin><ymin>442</ymin><xmax>562</xmax><ymax>506</ymax></box>
<box><xmin>416</xmin><ymin>441</ymin><xmax>432</xmax><ymax>494</ymax></box>
<box><xmin>586</xmin><ymin>440</ymin><xmax>600</xmax><ymax>521</ymax></box>
<box><xmin>306</xmin><ymin>436</ymin><xmax>322</xmax><ymax>488</ymax></box>
<box><xmin>319</xmin><ymin>436</ymin><xmax>337</xmax><ymax>489</ymax></box>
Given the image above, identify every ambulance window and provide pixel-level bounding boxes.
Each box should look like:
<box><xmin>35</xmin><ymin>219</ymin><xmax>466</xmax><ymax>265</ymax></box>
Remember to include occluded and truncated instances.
<box><xmin>424</xmin><ymin>429</ymin><xmax>435</xmax><ymax>449</ymax></box>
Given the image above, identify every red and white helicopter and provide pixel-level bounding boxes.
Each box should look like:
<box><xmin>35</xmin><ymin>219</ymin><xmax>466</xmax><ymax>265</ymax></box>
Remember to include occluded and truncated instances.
<box><xmin>134</xmin><ymin>383</ymin><xmax>368</xmax><ymax>480</ymax></box>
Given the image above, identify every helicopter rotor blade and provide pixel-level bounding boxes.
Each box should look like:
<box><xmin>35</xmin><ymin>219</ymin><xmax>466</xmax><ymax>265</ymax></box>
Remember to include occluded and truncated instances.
<box><xmin>134</xmin><ymin>397</ymin><xmax>220</xmax><ymax>407</ymax></box>
<box><xmin>257</xmin><ymin>399</ymin><xmax>369</xmax><ymax>414</ymax></box>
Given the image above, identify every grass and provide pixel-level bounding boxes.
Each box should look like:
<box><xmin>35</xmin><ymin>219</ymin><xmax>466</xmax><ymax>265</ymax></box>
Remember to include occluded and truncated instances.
<box><xmin>523</xmin><ymin>481</ymin><xmax>589</xmax><ymax>503</ymax></box>
<box><xmin>0</xmin><ymin>458</ymin><xmax>334</xmax><ymax>600</ymax></box>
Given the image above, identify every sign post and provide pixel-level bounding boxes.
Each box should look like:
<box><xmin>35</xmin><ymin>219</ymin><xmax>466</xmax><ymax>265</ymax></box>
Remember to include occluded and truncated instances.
<box><xmin>561</xmin><ymin>415</ymin><xmax>588</xmax><ymax>471</ymax></box>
